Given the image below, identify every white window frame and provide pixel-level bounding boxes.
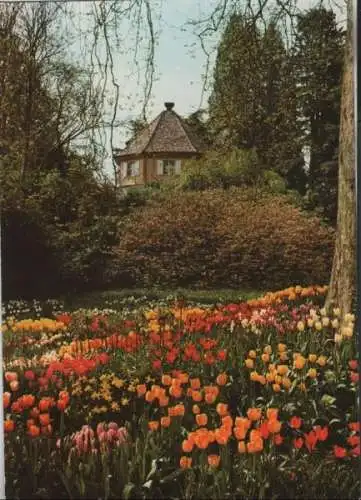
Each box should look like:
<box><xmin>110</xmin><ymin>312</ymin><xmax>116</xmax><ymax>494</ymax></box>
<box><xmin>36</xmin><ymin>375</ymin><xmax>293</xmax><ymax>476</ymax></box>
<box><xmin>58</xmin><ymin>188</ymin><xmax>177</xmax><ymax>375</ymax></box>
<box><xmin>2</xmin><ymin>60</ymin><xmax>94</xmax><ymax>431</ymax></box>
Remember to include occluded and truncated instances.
<box><xmin>126</xmin><ymin>160</ymin><xmax>140</xmax><ymax>177</ymax></box>
<box><xmin>158</xmin><ymin>159</ymin><xmax>181</xmax><ymax>176</ymax></box>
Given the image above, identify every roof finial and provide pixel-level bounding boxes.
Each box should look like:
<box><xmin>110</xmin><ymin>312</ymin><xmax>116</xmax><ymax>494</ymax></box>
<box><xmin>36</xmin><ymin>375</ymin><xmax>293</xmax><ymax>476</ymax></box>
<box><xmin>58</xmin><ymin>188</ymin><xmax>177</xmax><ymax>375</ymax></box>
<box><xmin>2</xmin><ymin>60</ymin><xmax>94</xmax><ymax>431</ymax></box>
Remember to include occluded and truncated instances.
<box><xmin>164</xmin><ymin>102</ymin><xmax>175</xmax><ymax>111</ymax></box>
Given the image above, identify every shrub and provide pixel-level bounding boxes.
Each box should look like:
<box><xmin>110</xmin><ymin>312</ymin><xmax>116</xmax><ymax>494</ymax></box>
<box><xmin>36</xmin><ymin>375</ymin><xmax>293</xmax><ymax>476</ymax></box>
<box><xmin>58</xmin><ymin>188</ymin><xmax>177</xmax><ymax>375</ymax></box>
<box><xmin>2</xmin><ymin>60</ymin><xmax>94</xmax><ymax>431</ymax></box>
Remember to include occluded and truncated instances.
<box><xmin>112</xmin><ymin>189</ymin><xmax>335</xmax><ymax>289</ymax></box>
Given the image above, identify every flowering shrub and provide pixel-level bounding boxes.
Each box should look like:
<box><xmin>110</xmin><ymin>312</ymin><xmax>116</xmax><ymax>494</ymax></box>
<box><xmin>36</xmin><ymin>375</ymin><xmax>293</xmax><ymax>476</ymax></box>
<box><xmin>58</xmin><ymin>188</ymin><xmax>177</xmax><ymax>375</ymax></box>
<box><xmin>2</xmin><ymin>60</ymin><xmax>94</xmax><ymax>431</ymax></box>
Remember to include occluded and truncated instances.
<box><xmin>3</xmin><ymin>286</ymin><xmax>359</xmax><ymax>499</ymax></box>
<box><xmin>113</xmin><ymin>190</ymin><xmax>334</xmax><ymax>289</ymax></box>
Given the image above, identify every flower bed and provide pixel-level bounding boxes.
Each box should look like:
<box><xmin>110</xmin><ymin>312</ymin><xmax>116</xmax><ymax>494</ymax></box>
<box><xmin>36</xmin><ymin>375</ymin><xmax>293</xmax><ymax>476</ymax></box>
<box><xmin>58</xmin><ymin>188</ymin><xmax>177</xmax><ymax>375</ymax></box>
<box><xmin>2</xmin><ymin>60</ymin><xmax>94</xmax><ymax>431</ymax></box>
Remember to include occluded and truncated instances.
<box><xmin>3</xmin><ymin>285</ymin><xmax>359</xmax><ymax>499</ymax></box>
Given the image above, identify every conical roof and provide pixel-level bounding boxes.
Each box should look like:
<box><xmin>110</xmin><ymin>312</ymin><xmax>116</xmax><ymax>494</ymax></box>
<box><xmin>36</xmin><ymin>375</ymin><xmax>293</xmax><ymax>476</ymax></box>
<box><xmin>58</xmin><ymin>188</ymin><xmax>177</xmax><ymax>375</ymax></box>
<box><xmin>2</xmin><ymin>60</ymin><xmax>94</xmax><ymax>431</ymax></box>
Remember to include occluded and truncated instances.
<box><xmin>116</xmin><ymin>103</ymin><xmax>206</xmax><ymax>157</ymax></box>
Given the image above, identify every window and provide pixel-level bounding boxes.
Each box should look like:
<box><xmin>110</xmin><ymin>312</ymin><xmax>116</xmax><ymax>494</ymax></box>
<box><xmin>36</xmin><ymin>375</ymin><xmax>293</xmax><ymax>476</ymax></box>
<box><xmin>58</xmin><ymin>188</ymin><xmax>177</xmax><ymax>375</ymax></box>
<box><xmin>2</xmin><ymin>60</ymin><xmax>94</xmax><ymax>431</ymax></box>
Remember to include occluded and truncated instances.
<box><xmin>163</xmin><ymin>159</ymin><xmax>176</xmax><ymax>175</ymax></box>
<box><xmin>158</xmin><ymin>159</ymin><xmax>181</xmax><ymax>175</ymax></box>
<box><xmin>126</xmin><ymin>161</ymin><xmax>140</xmax><ymax>177</ymax></box>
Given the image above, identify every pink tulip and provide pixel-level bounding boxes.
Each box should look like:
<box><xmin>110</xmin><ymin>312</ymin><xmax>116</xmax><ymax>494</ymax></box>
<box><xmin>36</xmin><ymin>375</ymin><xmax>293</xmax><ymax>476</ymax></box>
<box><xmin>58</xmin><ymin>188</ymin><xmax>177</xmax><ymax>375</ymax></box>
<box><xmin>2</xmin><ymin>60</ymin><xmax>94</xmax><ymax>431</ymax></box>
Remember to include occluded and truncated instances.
<box><xmin>117</xmin><ymin>427</ymin><xmax>128</xmax><ymax>443</ymax></box>
<box><xmin>96</xmin><ymin>423</ymin><xmax>104</xmax><ymax>435</ymax></box>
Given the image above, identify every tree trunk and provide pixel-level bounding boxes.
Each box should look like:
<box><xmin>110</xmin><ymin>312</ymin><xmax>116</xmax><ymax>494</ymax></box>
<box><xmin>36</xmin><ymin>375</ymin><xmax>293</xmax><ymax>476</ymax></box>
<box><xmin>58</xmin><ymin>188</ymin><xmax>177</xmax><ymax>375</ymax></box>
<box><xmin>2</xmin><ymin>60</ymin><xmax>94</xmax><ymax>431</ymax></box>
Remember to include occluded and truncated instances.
<box><xmin>325</xmin><ymin>0</ymin><xmax>355</xmax><ymax>315</ymax></box>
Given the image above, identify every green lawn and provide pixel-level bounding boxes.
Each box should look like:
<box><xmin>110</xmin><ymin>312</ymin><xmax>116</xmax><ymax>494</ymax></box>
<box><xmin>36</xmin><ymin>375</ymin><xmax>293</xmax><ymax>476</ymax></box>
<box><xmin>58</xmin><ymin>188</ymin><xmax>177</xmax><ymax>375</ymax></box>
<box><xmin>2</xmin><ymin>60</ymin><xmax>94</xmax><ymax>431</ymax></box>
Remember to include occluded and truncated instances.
<box><xmin>63</xmin><ymin>287</ymin><xmax>263</xmax><ymax>311</ymax></box>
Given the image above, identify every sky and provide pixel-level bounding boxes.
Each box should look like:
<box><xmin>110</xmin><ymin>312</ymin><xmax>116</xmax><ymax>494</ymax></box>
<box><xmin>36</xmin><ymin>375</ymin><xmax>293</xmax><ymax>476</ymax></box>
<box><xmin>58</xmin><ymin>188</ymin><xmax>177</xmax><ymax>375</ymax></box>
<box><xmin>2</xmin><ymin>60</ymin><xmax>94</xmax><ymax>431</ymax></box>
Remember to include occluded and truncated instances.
<box><xmin>62</xmin><ymin>0</ymin><xmax>345</xmax><ymax>177</ymax></box>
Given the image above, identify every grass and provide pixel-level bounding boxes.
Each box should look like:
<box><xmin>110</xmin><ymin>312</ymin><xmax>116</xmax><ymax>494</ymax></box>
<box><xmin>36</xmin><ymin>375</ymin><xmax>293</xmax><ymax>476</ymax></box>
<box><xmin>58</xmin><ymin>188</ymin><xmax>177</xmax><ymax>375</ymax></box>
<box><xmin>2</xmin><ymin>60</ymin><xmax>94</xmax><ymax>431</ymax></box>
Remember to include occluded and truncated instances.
<box><xmin>63</xmin><ymin>287</ymin><xmax>263</xmax><ymax>311</ymax></box>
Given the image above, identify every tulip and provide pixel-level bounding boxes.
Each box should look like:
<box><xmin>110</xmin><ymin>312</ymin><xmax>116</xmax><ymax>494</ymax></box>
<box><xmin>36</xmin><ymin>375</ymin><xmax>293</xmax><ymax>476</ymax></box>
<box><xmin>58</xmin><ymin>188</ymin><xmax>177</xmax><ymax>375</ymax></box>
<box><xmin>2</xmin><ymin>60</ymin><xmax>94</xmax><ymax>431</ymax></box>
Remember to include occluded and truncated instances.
<box><xmin>179</xmin><ymin>456</ymin><xmax>192</xmax><ymax>469</ymax></box>
<box><xmin>207</xmin><ymin>455</ymin><xmax>220</xmax><ymax>468</ymax></box>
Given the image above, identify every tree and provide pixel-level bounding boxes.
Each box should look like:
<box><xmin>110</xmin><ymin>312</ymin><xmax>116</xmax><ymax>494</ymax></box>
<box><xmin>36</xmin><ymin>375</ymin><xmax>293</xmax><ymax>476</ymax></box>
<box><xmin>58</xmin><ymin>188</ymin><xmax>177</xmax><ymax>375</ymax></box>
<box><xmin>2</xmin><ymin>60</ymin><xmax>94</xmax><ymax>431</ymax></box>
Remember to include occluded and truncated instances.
<box><xmin>294</xmin><ymin>7</ymin><xmax>344</xmax><ymax>223</ymax></box>
<box><xmin>0</xmin><ymin>2</ymin><xmax>102</xmax><ymax>203</ymax></box>
<box><xmin>184</xmin><ymin>109</ymin><xmax>212</xmax><ymax>147</ymax></box>
<box><xmin>325</xmin><ymin>0</ymin><xmax>355</xmax><ymax>315</ymax></box>
<box><xmin>208</xmin><ymin>15</ymin><xmax>306</xmax><ymax>192</ymax></box>
<box><xmin>209</xmin><ymin>14</ymin><xmax>263</xmax><ymax>150</ymax></box>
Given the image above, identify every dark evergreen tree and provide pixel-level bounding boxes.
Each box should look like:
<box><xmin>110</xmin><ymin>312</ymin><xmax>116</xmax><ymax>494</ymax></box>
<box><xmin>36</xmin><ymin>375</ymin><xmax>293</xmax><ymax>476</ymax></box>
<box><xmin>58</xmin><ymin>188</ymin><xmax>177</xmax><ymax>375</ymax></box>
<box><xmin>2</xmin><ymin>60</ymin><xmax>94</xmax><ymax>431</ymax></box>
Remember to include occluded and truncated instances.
<box><xmin>294</xmin><ymin>7</ymin><xmax>344</xmax><ymax>223</ymax></box>
<box><xmin>208</xmin><ymin>16</ymin><xmax>306</xmax><ymax>193</ymax></box>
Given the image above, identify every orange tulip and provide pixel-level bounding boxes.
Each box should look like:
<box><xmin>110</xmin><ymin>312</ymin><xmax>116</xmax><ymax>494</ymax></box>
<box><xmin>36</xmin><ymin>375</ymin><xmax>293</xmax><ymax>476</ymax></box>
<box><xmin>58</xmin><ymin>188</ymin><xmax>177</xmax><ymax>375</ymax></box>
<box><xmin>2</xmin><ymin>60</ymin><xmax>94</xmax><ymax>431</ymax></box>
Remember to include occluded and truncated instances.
<box><xmin>293</xmin><ymin>356</ymin><xmax>306</xmax><ymax>370</ymax></box>
<box><xmin>216</xmin><ymin>403</ymin><xmax>228</xmax><ymax>417</ymax></box>
<box><xmin>205</xmin><ymin>393</ymin><xmax>217</xmax><ymax>404</ymax></box>
<box><xmin>267</xmin><ymin>419</ymin><xmax>281</xmax><ymax>434</ymax></box>
<box><xmin>221</xmin><ymin>415</ymin><xmax>233</xmax><ymax>428</ymax></box>
<box><xmin>289</xmin><ymin>416</ymin><xmax>302</xmax><ymax>429</ymax></box>
<box><xmin>204</xmin><ymin>386</ymin><xmax>219</xmax><ymax>397</ymax></box>
<box><xmin>151</xmin><ymin>385</ymin><xmax>162</xmax><ymax>398</ymax></box>
<box><xmin>160</xmin><ymin>416</ymin><xmax>171</xmax><ymax>428</ymax></box>
<box><xmin>273</xmin><ymin>434</ymin><xmax>283</xmax><ymax>445</ymax></box>
<box><xmin>4</xmin><ymin>420</ymin><xmax>15</xmax><ymax>433</ymax></box>
<box><xmin>281</xmin><ymin>377</ymin><xmax>292</xmax><ymax>389</ymax></box>
<box><xmin>174</xmin><ymin>404</ymin><xmax>185</xmax><ymax>416</ymax></box>
<box><xmin>196</xmin><ymin>413</ymin><xmax>208</xmax><ymax>426</ymax></box>
<box><xmin>250</xmin><ymin>429</ymin><xmax>262</xmax><ymax>442</ymax></box>
<box><xmin>247</xmin><ymin>408</ymin><xmax>262</xmax><ymax>421</ymax></box>
<box><xmin>161</xmin><ymin>375</ymin><xmax>172</xmax><ymax>386</ymax></box>
<box><xmin>245</xmin><ymin>359</ymin><xmax>254</xmax><ymax>369</ymax></box>
<box><xmin>191</xmin><ymin>390</ymin><xmax>203</xmax><ymax>402</ymax></box>
<box><xmin>207</xmin><ymin>455</ymin><xmax>220</xmax><ymax>468</ymax></box>
<box><xmin>57</xmin><ymin>399</ymin><xmax>68</xmax><ymax>411</ymax></box>
<box><xmin>39</xmin><ymin>413</ymin><xmax>51</xmax><ymax>426</ymax></box>
<box><xmin>216</xmin><ymin>373</ymin><xmax>228</xmax><ymax>386</ymax></box>
<box><xmin>247</xmin><ymin>438</ymin><xmax>263</xmax><ymax>453</ymax></box>
<box><xmin>238</xmin><ymin>441</ymin><xmax>247</xmax><ymax>453</ymax></box>
<box><xmin>279</xmin><ymin>352</ymin><xmax>288</xmax><ymax>362</ymax></box>
<box><xmin>235</xmin><ymin>417</ymin><xmax>251</xmax><ymax>429</ymax></box>
<box><xmin>136</xmin><ymin>384</ymin><xmax>147</xmax><ymax>396</ymax></box>
<box><xmin>208</xmin><ymin>430</ymin><xmax>216</xmax><ymax>443</ymax></box>
<box><xmin>215</xmin><ymin>427</ymin><xmax>230</xmax><ymax>445</ymax></box>
<box><xmin>180</xmin><ymin>456</ymin><xmax>192</xmax><ymax>469</ymax></box>
<box><xmin>148</xmin><ymin>421</ymin><xmax>159</xmax><ymax>431</ymax></box>
<box><xmin>194</xmin><ymin>430</ymin><xmax>210</xmax><ymax>449</ymax></box>
<box><xmin>261</xmin><ymin>353</ymin><xmax>270</xmax><ymax>363</ymax></box>
<box><xmin>21</xmin><ymin>394</ymin><xmax>35</xmax><ymax>409</ymax></box>
<box><xmin>277</xmin><ymin>365</ymin><xmax>289</xmax><ymax>376</ymax></box>
<box><xmin>234</xmin><ymin>426</ymin><xmax>247</xmax><ymax>440</ymax></box>
<box><xmin>182</xmin><ymin>439</ymin><xmax>194</xmax><ymax>452</ymax></box>
<box><xmin>159</xmin><ymin>396</ymin><xmax>169</xmax><ymax>407</ymax></box>
<box><xmin>272</xmin><ymin>383</ymin><xmax>281</xmax><ymax>392</ymax></box>
<box><xmin>145</xmin><ymin>391</ymin><xmax>155</xmax><ymax>403</ymax></box>
<box><xmin>266</xmin><ymin>408</ymin><xmax>279</xmax><ymax>421</ymax></box>
<box><xmin>169</xmin><ymin>386</ymin><xmax>183</xmax><ymax>398</ymax></box>
<box><xmin>38</xmin><ymin>398</ymin><xmax>54</xmax><ymax>413</ymax></box>
<box><xmin>179</xmin><ymin>373</ymin><xmax>189</xmax><ymax>384</ymax></box>
<box><xmin>28</xmin><ymin>425</ymin><xmax>40</xmax><ymax>437</ymax></box>
<box><xmin>190</xmin><ymin>378</ymin><xmax>201</xmax><ymax>390</ymax></box>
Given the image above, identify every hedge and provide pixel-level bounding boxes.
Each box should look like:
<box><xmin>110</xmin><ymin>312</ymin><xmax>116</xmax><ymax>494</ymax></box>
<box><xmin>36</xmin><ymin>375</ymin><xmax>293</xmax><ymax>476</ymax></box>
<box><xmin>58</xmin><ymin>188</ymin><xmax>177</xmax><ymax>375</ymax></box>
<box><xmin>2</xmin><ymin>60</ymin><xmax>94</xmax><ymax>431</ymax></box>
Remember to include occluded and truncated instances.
<box><xmin>112</xmin><ymin>189</ymin><xmax>335</xmax><ymax>290</ymax></box>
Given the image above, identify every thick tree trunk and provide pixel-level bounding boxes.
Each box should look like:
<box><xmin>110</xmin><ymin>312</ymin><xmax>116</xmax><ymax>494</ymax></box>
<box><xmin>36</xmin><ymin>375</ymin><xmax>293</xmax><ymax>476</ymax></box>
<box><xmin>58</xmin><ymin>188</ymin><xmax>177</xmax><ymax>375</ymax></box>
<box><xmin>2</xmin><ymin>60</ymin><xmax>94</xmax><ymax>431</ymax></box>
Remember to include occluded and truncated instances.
<box><xmin>325</xmin><ymin>0</ymin><xmax>355</xmax><ymax>315</ymax></box>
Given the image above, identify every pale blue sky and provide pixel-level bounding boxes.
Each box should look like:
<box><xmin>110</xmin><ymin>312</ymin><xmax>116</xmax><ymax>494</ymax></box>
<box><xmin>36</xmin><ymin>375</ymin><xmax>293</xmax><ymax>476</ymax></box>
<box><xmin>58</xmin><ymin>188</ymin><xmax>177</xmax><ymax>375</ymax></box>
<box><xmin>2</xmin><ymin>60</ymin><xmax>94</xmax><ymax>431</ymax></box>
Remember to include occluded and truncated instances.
<box><xmin>63</xmin><ymin>0</ymin><xmax>345</xmax><ymax>177</ymax></box>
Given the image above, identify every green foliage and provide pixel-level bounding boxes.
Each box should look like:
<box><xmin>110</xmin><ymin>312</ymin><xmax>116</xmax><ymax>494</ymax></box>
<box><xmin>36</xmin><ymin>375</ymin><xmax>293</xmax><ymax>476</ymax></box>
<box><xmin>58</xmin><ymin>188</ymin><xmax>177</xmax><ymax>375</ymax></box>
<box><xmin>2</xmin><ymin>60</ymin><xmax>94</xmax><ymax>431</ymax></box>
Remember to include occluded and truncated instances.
<box><xmin>209</xmin><ymin>16</ymin><xmax>307</xmax><ymax>193</ymax></box>
<box><xmin>177</xmin><ymin>148</ymin><xmax>288</xmax><ymax>192</ymax></box>
<box><xmin>293</xmin><ymin>7</ymin><xmax>344</xmax><ymax>225</ymax></box>
<box><xmin>2</xmin><ymin>156</ymin><xmax>120</xmax><ymax>299</ymax></box>
<box><xmin>113</xmin><ymin>189</ymin><xmax>334</xmax><ymax>290</ymax></box>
